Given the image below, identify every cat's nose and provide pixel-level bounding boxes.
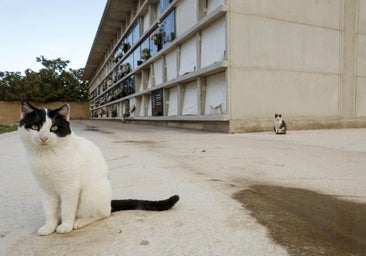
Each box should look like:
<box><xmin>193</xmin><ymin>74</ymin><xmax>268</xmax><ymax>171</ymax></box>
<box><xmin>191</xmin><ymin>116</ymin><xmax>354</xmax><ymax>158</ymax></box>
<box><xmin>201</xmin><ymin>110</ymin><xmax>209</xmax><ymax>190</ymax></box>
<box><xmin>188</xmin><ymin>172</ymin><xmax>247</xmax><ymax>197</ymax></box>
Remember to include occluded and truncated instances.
<box><xmin>40</xmin><ymin>136</ymin><xmax>48</xmax><ymax>142</ymax></box>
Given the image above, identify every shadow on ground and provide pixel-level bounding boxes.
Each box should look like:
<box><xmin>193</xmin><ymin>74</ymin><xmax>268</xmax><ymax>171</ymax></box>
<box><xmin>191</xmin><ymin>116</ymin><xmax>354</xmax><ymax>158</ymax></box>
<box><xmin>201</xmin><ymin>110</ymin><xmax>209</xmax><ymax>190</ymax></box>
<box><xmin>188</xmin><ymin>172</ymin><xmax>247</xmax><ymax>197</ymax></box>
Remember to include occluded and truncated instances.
<box><xmin>233</xmin><ymin>185</ymin><xmax>366</xmax><ymax>256</ymax></box>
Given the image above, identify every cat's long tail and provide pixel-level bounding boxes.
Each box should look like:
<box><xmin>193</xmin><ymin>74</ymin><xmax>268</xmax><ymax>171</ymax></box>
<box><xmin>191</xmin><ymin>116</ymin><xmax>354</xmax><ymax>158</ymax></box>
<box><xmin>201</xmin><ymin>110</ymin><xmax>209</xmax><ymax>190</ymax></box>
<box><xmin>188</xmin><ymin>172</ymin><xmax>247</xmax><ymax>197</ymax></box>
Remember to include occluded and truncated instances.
<box><xmin>111</xmin><ymin>195</ymin><xmax>179</xmax><ymax>212</ymax></box>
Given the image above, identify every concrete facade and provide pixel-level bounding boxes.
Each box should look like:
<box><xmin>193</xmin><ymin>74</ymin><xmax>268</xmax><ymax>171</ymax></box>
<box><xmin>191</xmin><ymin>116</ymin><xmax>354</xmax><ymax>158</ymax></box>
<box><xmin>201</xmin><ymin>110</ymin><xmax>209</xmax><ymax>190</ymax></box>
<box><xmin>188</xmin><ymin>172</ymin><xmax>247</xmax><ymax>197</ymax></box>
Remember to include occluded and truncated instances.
<box><xmin>228</xmin><ymin>0</ymin><xmax>366</xmax><ymax>131</ymax></box>
<box><xmin>84</xmin><ymin>0</ymin><xmax>366</xmax><ymax>132</ymax></box>
<box><xmin>357</xmin><ymin>0</ymin><xmax>366</xmax><ymax>117</ymax></box>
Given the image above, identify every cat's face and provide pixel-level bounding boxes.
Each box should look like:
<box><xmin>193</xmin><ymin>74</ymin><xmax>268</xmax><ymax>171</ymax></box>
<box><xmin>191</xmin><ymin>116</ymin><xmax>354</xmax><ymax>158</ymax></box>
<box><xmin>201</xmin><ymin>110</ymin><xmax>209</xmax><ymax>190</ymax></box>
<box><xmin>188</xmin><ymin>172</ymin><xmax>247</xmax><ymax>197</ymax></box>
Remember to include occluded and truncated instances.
<box><xmin>274</xmin><ymin>113</ymin><xmax>282</xmax><ymax>122</ymax></box>
<box><xmin>19</xmin><ymin>101</ymin><xmax>72</xmax><ymax>149</ymax></box>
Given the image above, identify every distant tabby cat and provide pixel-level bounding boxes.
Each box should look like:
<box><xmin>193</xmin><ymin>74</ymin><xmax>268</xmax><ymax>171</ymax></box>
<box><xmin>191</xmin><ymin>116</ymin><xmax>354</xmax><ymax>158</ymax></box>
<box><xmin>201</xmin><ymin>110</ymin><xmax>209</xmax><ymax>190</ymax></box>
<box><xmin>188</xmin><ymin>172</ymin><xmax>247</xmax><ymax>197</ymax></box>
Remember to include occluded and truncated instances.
<box><xmin>18</xmin><ymin>101</ymin><xmax>179</xmax><ymax>235</ymax></box>
<box><xmin>273</xmin><ymin>113</ymin><xmax>287</xmax><ymax>134</ymax></box>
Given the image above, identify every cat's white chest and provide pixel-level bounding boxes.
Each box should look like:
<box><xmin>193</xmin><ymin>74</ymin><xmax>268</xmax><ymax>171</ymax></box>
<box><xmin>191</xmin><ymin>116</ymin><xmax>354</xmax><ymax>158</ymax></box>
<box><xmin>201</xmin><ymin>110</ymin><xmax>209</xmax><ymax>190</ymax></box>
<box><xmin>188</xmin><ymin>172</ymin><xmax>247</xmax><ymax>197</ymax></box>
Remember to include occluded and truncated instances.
<box><xmin>274</xmin><ymin>120</ymin><xmax>281</xmax><ymax>129</ymax></box>
<box><xmin>31</xmin><ymin>148</ymin><xmax>73</xmax><ymax>177</ymax></box>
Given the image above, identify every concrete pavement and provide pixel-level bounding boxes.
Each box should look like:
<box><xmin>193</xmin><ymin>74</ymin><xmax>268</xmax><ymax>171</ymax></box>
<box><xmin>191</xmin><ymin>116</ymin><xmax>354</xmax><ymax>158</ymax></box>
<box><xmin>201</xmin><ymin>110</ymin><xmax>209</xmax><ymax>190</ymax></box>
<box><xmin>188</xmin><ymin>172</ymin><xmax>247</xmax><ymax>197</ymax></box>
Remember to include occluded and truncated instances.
<box><xmin>1</xmin><ymin>121</ymin><xmax>366</xmax><ymax>255</ymax></box>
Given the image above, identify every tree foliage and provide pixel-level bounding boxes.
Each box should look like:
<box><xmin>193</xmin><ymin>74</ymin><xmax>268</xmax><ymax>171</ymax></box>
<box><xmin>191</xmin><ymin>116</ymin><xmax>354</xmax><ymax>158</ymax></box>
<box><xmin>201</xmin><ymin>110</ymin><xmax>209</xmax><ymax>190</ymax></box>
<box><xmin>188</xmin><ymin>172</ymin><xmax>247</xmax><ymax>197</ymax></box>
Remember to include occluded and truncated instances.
<box><xmin>0</xmin><ymin>56</ymin><xmax>89</xmax><ymax>103</ymax></box>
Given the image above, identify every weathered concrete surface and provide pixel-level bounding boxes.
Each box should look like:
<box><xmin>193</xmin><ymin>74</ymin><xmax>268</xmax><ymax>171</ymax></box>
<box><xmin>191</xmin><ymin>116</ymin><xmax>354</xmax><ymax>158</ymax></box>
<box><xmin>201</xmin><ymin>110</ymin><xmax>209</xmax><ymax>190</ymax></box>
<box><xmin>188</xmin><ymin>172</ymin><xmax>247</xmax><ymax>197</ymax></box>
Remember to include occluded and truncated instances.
<box><xmin>1</xmin><ymin>120</ymin><xmax>366</xmax><ymax>255</ymax></box>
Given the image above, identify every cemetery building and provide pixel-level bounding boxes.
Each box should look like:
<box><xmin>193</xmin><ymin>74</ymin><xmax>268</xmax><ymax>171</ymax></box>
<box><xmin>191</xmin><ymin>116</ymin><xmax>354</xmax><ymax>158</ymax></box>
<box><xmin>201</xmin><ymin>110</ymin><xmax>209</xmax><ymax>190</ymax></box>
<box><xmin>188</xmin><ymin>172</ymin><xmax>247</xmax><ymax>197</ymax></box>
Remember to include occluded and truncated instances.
<box><xmin>84</xmin><ymin>0</ymin><xmax>366</xmax><ymax>132</ymax></box>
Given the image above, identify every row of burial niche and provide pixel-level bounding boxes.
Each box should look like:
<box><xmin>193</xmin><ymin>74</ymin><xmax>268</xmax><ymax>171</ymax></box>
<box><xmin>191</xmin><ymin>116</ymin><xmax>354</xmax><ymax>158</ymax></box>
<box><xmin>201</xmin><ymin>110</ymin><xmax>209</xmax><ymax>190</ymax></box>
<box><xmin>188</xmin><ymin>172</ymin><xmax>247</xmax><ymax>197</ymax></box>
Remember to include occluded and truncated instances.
<box><xmin>92</xmin><ymin>9</ymin><xmax>176</xmax><ymax>107</ymax></box>
<box><xmin>112</xmin><ymin>9</ymin><xmax>176</xmax><ymax>68</ymax></box>
<box><xmin>95</xmin><ymin>76</ymin><xmax>135</xmax><ymax>106</ymax></box>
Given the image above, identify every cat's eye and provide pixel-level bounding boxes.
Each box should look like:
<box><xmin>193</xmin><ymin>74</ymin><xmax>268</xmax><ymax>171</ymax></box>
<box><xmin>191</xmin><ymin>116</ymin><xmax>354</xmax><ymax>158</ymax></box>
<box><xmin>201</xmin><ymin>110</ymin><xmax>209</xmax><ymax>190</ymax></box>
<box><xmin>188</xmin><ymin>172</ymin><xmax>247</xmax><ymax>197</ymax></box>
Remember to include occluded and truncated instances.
<box><xmin>50</xmin><ymin>125</ymin><xmax>58</xmax><ymax>131</ymax></box>
<box><xmin>31</xmin><ymin>125</ymin><xmax>39</xmax><ymax>130</ymax></box>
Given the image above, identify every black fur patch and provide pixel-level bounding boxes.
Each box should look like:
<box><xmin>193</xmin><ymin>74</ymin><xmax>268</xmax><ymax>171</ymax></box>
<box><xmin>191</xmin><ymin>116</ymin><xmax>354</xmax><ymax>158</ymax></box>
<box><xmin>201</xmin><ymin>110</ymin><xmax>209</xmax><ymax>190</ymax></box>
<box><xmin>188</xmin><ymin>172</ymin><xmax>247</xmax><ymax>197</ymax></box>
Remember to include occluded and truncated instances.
<box><xmin>19</xmin><ymin>108</ymin><xmax>46</xmax><ymax>131</ymax></box>
<box><xmin>47</xmin><ymin>108</ymin><xmax>71</xmax><ymax>137</ymax></box>
<box><xmin>279</xmin><ymin>120</ymin><xmax>287</xmax><ymax>130</ymax></box>
<box><xmin>111</xmin><ymin>195</ymin><xmax>179</xmax><ymax>212</ymax></box>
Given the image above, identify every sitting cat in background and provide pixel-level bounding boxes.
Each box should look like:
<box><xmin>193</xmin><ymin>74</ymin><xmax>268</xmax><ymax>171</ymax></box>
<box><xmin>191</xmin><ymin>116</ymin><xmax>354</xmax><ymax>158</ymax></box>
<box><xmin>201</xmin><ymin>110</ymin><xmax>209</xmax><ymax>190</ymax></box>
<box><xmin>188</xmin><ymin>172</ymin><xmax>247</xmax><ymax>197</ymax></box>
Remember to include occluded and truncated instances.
<box><xmin>273</xmin><ymin>113</ymin><xmax>287</xmax><ymax>134</ymax></box>
<box><xmin>18</xmin><ymin>101</ymin><xmax>179</xmax><ymax>236</ymax></box>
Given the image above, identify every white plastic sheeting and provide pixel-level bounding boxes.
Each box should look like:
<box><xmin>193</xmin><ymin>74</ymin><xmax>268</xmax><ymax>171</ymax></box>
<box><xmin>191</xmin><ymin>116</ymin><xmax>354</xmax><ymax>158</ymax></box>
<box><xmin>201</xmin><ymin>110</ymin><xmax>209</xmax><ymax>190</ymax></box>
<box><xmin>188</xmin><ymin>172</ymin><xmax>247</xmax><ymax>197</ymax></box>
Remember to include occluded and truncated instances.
<box><xmin>207</xmin><ymin>0</ymin><xmax>225</xmax><ymax>14</ymax></box>
<box><xmin>204</xmin><ymin>72</ymin><xmax>227</xmax><ymax>115</ymax></box>
<box><xmin>182</xmin><ymin>82</ymin><xmax>198</xmax><ymax>115</ymax></box>
<box><xmin>176</xmin><ymin>0</ymin><xmax>197</xmax><ymax>37</ymax></box>
<box><xmin>201</xmin><ymin>18</ymin><xmax>226</xmax><ymax>68</ymax></box>
<box><xmin>147</xmin><ymin>68</ymin><xmax>153</xmax><ymax>88</ymax></box>
<box><xmin>143</xmin><ymin>10</ymin><xmax>150</xmax><ymax>33</ymax></box>
<box><xmin>179</xmin><ymin>37</ymin><xmax>197</xmax><ymax>75</ymax></box>
<box><xmin>129</xmin><ymin>98</ymin><xmax>136</xmax><ymax>117</ymax></box>
<box><xmin>168</xmin><ymin>87</ymin><xmax>179</xmax><ymax>116</ymax></box>
<box><xmin>153</xmin><ymin>59</ymin><xmax>164</xmax><ymax>85</ymax></box>
<box><xmin>166</xmin><ymin>50</ymin><xmax>178</xmax><ymax>81</ymax></box>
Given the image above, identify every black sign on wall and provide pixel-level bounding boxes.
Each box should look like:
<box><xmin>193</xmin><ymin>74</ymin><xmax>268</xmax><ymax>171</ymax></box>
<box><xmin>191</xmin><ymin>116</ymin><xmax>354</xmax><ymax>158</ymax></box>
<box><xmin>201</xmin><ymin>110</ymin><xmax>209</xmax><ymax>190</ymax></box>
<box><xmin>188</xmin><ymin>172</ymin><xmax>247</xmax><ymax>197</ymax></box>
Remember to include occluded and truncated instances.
<box><xmin>152</xmin><ymin>89</ymin><xmax>164</xmax><ymax>116</ymax></box>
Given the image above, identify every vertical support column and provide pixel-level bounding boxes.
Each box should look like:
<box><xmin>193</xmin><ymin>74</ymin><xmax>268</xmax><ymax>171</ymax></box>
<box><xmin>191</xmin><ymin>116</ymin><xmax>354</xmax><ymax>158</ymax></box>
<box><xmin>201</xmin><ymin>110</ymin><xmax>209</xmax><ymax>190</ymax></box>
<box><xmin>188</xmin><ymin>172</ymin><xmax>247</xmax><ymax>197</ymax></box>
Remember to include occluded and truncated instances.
<box><xmin>196</xmin><ymin>32</ymin><xmax>202</xmax><ymax>71</ymax></box>
<box><xmin>198</xmin><ymin>77</ymin><xmax>206</xmax><ymax>115</ymax></box>
<box><xmin>163</xmin><ymin>88</ymin><xmax>169</xmax><ymax>116</ymax></box>
<box><xmin>177</xmin><ymin>84</ymin><xmax>184</xmax><ymax>116</ymax></box>
<box><xmin>341</xmin><ymin>0</ymin><xmax>357</xmax><ymax>117</ymax></box>
<box><xmin>177</xmin><ymin>46</ymin><xmax>181</xmax><ymax>76</ymax></box>
<box><xmin>150</xmin><ymin>63</ymin><xmax>155</xmax><ymax>87</ymax></box>
<box><xmin>163</xmin><ymin>55</ymin><xmax>167</xmax><ymax>83</ymax></box>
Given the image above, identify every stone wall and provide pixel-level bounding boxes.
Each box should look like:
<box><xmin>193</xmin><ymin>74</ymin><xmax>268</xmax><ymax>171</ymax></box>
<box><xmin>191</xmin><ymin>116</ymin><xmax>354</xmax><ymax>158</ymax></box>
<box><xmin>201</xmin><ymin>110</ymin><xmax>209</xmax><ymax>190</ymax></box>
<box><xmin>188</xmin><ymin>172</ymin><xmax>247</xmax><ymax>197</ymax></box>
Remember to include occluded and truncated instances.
<box><xmin>0</xmin><ymin>101</ymin><xmax>89</xmax><ymax>126</ymax></box>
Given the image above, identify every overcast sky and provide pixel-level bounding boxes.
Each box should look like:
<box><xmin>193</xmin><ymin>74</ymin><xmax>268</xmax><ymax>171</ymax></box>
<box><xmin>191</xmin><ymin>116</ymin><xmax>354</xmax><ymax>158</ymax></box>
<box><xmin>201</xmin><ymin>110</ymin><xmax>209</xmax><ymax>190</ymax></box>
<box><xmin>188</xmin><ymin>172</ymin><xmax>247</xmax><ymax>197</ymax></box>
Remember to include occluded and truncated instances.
<box><xmin>0</xmin><ymin>0</ymin><xmax>107</xmax><ymax>73</ymax></box>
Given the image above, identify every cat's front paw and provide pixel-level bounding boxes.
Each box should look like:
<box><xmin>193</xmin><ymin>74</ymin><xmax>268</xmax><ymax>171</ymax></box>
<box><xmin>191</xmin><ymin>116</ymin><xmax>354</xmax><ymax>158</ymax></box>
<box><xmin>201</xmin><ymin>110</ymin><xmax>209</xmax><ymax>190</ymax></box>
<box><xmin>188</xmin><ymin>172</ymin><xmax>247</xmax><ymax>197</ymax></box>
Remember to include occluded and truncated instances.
<box><xmin>56</xmin><ymin>223</ymin><xmax>73</xmax><ymax>234</ymax></box>
<box><xmin>37</xmin><ymin>224</ymin><xmax>57</xmax><ymax>236</ymax></box>
<box><xmin>73</xmin><ymin>218</ymin><xmax>88</xmax><ymax>230</ymax></box>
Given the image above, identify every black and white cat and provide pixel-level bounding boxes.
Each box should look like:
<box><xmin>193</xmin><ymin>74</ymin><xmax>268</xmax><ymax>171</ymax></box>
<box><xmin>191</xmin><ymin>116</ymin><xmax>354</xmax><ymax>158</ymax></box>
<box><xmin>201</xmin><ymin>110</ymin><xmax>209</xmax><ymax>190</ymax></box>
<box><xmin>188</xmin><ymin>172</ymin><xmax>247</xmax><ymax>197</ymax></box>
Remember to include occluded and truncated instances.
<box><xmin>18</xmin><ymin>101</ymin><xmax>179</xmax><ymax>236</ymax></box>
<box><xmin>273</xmin><ymin>113</ymin><xmax>287</xmax><ymax>134</ymax></box>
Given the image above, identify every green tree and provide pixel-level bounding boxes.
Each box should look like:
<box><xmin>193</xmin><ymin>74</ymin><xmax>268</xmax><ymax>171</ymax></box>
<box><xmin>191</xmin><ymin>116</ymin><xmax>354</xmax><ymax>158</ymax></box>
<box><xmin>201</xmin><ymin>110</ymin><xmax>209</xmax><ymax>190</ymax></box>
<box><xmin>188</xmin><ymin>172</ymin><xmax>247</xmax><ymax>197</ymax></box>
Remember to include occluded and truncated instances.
<box><xmin>0</xmin><ymin>56</ymin><xmax>89</xmax><ymax>103</ymax></box>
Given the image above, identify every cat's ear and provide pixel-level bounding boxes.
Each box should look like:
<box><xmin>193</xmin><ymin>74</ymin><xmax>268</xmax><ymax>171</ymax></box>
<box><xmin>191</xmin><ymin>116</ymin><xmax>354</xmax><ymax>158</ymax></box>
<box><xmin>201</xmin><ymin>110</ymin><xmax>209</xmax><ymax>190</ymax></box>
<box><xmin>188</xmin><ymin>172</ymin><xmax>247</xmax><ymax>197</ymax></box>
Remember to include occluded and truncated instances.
<box><xmin>20</xmin><ymin>101</ymin><xmax>36</xmax><ymax>118</ymax></box>
<box><xmin>57</xmin><ymin>104</ymin><xmax>70</xmax><ymax>121</ymax></box>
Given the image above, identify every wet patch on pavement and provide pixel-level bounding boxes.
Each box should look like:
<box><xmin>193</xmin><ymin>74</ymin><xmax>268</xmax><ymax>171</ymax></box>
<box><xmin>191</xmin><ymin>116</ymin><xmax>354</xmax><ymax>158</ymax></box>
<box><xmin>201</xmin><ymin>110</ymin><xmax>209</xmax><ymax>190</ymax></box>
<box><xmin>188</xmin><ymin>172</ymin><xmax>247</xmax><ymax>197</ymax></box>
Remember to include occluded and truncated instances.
<box><xmin>233</xmin><ymin>185</ymin><xmax>366</xmax><ymax>256</ymax></box>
